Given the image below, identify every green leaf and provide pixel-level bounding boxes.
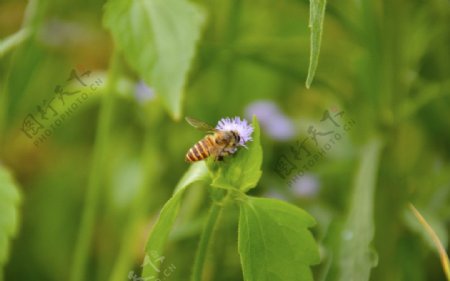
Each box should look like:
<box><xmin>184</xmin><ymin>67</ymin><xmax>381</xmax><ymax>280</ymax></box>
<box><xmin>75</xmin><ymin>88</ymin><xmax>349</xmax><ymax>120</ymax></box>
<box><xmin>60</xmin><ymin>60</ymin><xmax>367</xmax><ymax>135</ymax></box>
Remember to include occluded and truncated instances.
<box><xmin>103</xmin><ymin>0</ymin><xmax>206</xmax><ymax>119</ymax></box>
<box><xmin>0</xmin><ymin>166</ymin><xmax>21</xmax><ymax>280</ymax></box>
<box><xmin>142</xmin><ymin>161</ymin><xmax>209</xmax><ymax>278</ymax></box>
<box><xmin>209</xmin><ymin>116</ymin><xmax>262</xmax><ymax>192</ymax></box>
<box><xmin>238</xmin><ymin>197</ymin><xmax>320</xmax><ymax>281</ymax></box>
<box><xmin>305</xmin><ymin>0</ymin><xmax>327</xmax><ymax>88</ymax></box>
<box><xmin>338</xmin><ymin>138</ymin><xmax>383</xmax><ymax>281</ymax></box>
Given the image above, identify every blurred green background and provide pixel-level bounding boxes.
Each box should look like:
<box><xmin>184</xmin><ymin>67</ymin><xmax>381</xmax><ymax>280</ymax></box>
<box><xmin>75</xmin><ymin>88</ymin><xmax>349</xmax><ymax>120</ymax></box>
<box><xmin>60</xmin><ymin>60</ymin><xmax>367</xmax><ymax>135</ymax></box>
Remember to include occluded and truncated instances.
<box><xmin>0</xmin><ymin>0</ymin><xmax>449</xmax><ymax>280</ymax></box>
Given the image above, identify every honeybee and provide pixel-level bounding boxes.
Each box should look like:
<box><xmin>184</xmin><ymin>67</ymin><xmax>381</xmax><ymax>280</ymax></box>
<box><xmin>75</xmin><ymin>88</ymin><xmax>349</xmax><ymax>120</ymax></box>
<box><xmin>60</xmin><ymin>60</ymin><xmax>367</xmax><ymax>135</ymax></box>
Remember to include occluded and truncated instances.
<box><xmin>185</xmin><ymin>117</ymin><xmax>241</xmax><ymax>162</ymax></box>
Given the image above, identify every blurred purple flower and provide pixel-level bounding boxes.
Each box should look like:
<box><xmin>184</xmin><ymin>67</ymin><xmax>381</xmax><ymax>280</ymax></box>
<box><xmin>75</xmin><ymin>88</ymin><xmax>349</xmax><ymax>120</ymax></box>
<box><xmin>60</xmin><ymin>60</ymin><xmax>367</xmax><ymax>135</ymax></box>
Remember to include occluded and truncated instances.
<box><xmin>135</xmin><ymin>81</ymin><xmax>155</xmax><ymax>103</ymax></box>
<box><xmin>290</xmin><ymin>173</ymin><xmax>320</xmax><ymax>198</ymax></box>
<box><xmin>246</xmin><ymin>101</ymin><xmax>280</xmax><ymax>121</ymax></box>
<box><xmin>245</xmin><ymin>100</ymin><xmax>295</xmax><ymax>140</ymax></box>
<box><xmin>265</xmin><ymin>190</ymin><xmax>288</xmax><ymax>201</ymax></box>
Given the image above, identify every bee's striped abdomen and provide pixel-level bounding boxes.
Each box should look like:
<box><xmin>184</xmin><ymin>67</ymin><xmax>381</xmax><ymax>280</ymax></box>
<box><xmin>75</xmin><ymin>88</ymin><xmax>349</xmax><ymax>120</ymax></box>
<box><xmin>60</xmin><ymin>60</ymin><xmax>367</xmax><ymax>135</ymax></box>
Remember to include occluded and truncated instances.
<box><xmin>185</xmin><ymin>136</ymin><xmax>213</xmax><ymax>162</ymax></box>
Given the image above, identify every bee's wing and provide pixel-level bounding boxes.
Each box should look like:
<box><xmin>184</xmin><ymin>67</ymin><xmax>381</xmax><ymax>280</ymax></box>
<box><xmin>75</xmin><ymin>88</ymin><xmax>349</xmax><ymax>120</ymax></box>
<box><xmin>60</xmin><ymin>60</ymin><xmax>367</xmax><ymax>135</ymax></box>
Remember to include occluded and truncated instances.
<box><xmin>185</xmin><ymin>117</ymin><xmax>216</xmax><ymax>132</ymax></box>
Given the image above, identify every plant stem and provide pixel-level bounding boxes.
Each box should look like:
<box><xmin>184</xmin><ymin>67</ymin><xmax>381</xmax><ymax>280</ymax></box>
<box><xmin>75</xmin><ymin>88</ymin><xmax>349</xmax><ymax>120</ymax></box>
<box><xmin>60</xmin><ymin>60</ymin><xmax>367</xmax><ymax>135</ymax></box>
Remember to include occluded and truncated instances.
<box><xmin>0</xmin><ymin>82</ymin><xmax>8</xmax><ymax>151</ymax></box>
<box><xmin>338</xmin><ymin>137</ymin><xmax>383</xmax><ymax>281</ymax></box>
<box><xmin>70</xmin><ymin>51</ymin><xmax>120</xmax><ymax>281</ymax></box>
<box><xmin>191</xmin><ymin>201</ymin><xmax>224</xmax><ymax>281</ymax></box>
<box><xmin>108</xmin><ymin>110</ymin><xmax>162</xmax><ymax>281</ymax></box>
<box><xmin>0</xmin><ymin>28</ymin><xmax>31</xmax><ymax>144</ymax></box>
<box><xmin>0</xmin><ymin>28</ymin><xmax>31</xmax><ymax>59</ymax></box>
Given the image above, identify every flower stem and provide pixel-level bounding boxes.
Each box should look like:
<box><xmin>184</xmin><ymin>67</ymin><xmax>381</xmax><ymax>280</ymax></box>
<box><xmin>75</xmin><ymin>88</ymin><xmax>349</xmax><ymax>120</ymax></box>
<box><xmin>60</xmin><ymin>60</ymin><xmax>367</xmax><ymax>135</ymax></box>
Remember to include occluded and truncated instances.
<box><xmin>191</xmin><ymin>200</ymin><xmax>225</xmax><ymax>281</ymax></box>
<box><xmin>69</xmin><ymin>51</ymin><xmax>120</xmax><ymax>281</ymax></box>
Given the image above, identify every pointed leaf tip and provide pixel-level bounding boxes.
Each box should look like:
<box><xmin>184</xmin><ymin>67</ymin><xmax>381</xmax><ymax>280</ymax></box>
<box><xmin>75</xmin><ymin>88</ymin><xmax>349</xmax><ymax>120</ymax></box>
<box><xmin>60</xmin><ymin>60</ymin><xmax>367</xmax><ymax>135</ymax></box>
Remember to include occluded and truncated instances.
<box><xmin>305</xmin><ymin>0</ymin><xmax>327</xmax><ymax>88</ymax></box>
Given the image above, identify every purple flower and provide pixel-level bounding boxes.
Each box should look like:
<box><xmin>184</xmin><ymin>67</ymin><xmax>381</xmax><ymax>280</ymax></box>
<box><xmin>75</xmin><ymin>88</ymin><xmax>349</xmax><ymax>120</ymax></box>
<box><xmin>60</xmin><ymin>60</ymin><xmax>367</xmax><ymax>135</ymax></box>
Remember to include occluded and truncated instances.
<box><xmin>135</xmin><ymin>81</ymin><xmax>155</xmax><ymax>103</ymax></box>
<box><xmin>216</xmin><ymin>117</ymin><xmax>253</xmax><ymax>146</ymax></box>
<box><xmin>290</xmin><ymin>173</ymin><xmax>320</xmax><ymax>198</ymax></box>
<box><xmin>245</xmin><ymin>100</ymin><xmax>295</xmax><ymax>141</ymax></box>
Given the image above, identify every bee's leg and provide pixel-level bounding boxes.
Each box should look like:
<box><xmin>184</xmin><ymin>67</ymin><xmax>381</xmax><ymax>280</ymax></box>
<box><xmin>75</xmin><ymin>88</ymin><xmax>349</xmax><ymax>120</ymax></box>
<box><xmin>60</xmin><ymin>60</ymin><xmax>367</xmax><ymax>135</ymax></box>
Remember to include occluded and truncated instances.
<box><xmin>213</xmin><ymin>154</ymin><xmax>224</xmax><ymax>161</ymax></box>
<box><xmin>217</xmin><ymin>150</ymin><xmax>232</xmax><ymax>161</ymax></box>
<box><xmin>214</xmin><ymin>148</ymin><xmax>226</xmax><ymax>161</ymax></box>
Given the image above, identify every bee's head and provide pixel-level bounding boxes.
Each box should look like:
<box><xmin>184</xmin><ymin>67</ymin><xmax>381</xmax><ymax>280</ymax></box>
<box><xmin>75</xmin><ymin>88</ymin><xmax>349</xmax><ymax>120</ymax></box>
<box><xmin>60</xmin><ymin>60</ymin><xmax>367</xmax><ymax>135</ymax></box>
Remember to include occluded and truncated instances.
<box><xmin>231</xmin><ymin>130</ymin><xmax>241</xmax><ymax>145</ymax></box>
<box><xmin>215</xmin><ymin>117</ymin><xmax>253</xmax><ymax>147</ymax></box>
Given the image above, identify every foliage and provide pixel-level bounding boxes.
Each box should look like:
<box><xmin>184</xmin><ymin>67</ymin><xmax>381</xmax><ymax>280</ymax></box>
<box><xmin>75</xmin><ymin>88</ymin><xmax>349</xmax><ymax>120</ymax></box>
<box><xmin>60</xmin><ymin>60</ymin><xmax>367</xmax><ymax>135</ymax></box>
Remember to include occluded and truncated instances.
<box><xmin>142</xmin><ymin>118</ymin><xmax>319</xmax><ymax>280</ymax></box>
<box><xmin>210</xmin><ymin>117</ymin><xmax>262</xmax><ymax>193</ymax></box>
<box><xmin>0</xmin><ymin>0</ymin><xmax>449</xmax><ymax>280</ymax></box>
<box><xmin>239</xmin><ymin>197</ymin><xmax>319</xmax><ymax>281</ymax></box>
<box><xmin>103</xmin><ymin>0</ymin><xmax>206</xmax><ymax>119</ymax></box>
<box><xmin>305</xmin><ymin>0</ymin><xmax>327</xmax><ymax>88</ymax></box>
<box><xmin>142</xmin><ymin>161</ymin><xmax>209</xmax><ymax>278</ymax></box>
<box><xmin>0</xmin><ymin>167</ymin><xmax>21</xmax><ymax>281</ymax></box>
<box><xmin>338</xmin><ymin>138</ymin><xmax>382</xmax><ymax>280</ymax></box>
<box><xmin>409</xmin><ymin>204</ymin><xmax>450</xmax><ymax>281</ymax></box>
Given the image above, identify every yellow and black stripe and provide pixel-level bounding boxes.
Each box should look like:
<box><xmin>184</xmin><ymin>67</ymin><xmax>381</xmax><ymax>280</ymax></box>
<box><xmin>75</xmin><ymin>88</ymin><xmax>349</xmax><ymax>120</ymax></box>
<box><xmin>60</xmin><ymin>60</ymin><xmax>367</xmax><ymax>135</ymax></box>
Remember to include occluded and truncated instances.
<box><xmin>185</xmin><ymin>136</ymin><xmax>213</xmax><ymax>162</ymax></box>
